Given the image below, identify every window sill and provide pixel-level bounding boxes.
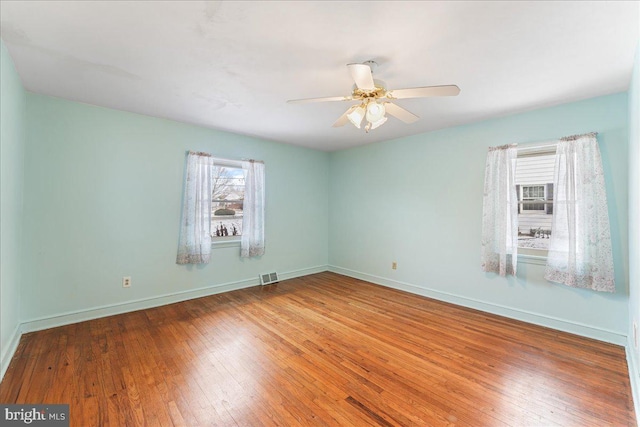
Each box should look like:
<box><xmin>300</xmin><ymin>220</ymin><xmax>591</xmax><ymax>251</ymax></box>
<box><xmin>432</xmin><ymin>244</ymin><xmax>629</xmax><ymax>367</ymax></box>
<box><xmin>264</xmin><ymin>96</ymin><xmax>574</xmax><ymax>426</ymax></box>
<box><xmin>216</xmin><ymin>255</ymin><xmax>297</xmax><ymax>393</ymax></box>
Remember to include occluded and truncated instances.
<box><xmin>211</xmin><ymin>238</ymin><xmax>241</xmax><ymax>249</ymax></box>
<box><xmin>518</xmin><ymin>254</ymin><xmax>546</xmax><ymax>266</ymax></box>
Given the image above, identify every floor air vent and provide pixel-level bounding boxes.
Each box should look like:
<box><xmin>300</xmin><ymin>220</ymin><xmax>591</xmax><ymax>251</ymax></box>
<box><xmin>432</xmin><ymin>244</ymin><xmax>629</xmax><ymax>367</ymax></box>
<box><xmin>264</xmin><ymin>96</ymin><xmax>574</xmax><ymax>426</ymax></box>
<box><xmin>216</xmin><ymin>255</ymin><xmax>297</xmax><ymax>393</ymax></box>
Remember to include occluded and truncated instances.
<box><xmin>260</xmin><ymin>272</ymin><xmax>279</xmax><ymax>285</ymax></box>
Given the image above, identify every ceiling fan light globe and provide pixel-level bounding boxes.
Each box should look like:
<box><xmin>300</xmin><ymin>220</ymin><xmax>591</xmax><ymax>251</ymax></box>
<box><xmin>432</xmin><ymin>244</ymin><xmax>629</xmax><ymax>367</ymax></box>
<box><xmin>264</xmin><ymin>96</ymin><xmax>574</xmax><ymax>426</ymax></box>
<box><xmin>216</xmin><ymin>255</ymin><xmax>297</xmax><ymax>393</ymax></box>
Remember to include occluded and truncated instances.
<box><xmin>347</xmin><ymin>106</ymin><xmax>365</xmax><ymax>128</ymax></box>
<box><xmin>366</xmin><ymin>102</ymin><xmax>386</xmax><ymax>122</ymax></box>
<box><xmin>370</xmin><ymin>116</ymin><xmax>388</xmax><ymax>130</ymax></box>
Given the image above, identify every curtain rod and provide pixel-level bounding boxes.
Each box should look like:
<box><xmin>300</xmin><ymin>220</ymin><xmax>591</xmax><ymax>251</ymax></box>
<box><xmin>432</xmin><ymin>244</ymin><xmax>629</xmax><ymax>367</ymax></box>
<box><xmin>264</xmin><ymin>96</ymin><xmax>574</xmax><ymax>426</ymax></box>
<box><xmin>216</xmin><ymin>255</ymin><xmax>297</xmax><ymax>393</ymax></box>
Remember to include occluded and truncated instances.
<box><xmin>488</xmin><ymin>143</ymin><xmax>517</xmax><ymax>151</ymax></box>
<box><xmin>560</xmin><ymin>131</ymin><xmax>598</xmax><ymax>141</ymax></box>
<box><xmin>517</xmin><ymin>132</ymin><xmax>598</xmax><ymax>151</ymax></box>
<box><xmin>187</xmin><ymin>150</ymin><xmax>264</xmax><ymax>164</ymax></box>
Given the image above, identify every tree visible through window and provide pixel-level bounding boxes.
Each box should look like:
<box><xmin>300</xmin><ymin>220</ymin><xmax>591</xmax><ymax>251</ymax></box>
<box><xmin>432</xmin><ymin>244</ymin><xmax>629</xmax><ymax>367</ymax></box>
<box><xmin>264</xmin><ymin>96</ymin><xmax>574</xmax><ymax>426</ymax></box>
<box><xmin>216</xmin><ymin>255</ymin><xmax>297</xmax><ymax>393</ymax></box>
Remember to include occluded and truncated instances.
<box><xmin>211</xmin><ymin>166</ymin><xmax>245</xmax><ymax>239</ymax></box>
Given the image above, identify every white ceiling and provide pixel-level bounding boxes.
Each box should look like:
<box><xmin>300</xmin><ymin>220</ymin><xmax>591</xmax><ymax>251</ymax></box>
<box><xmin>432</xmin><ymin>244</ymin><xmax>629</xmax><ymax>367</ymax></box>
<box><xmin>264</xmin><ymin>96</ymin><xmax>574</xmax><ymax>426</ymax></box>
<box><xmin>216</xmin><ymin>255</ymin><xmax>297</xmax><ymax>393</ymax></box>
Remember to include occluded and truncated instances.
<box><xmin>1</xmin><ymin>1</ymin><xmax>638</xmax><ymax>151</ymax></box>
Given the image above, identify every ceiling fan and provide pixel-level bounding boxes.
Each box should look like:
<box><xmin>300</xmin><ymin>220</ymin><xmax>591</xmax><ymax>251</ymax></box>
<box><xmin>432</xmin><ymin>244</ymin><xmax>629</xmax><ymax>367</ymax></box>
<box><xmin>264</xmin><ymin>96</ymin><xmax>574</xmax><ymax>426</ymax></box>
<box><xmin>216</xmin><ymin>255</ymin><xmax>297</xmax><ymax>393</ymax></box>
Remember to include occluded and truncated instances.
<box><xmin>287</xmin><ymin>60</ymin><xmax>460</xmax><ymax>133</ymax></box>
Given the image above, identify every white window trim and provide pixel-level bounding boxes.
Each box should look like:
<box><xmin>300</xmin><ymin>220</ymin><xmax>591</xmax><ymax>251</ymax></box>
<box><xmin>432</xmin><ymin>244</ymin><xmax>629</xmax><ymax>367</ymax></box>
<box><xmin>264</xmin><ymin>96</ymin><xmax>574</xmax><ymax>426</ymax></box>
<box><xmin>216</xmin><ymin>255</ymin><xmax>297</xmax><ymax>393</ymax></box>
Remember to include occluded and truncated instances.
<box><xmin>211</xmin><ymin>158</ymin><xmax>245</xmax><ymax>247</ymax></box>
<box><xmin>516</xmin><ymin>141</ymin><xmax>557</xmax><ymax>258</ymax></box>
<box><xmin>212</xmin><ymin>238</ymin><xmax>241</xmax><ymax>248</ymax></box>
<box><xmin>213</xmin><ymin>158</ymin><xmax>243</xmax><ymax>169</ymax></box>
<box><xmin>518</xmin><ymin>253</ymin><xmax>547</xmax><ymax>265</ymax></box>
<box><xmin>516</xmin><ymin>140</ymin><xmax>557</xmax><ymax>156</ymax></box>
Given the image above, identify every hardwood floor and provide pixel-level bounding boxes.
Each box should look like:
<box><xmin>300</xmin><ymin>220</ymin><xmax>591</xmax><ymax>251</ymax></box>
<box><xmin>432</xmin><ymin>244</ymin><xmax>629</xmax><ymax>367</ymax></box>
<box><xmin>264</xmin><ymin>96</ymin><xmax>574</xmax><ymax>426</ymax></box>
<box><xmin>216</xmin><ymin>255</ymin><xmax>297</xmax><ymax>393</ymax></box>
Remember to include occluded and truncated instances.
<box><xmin>0</xmin><ymin>272</ymin><xmax>636</xmax><ymax>426</ymax></box>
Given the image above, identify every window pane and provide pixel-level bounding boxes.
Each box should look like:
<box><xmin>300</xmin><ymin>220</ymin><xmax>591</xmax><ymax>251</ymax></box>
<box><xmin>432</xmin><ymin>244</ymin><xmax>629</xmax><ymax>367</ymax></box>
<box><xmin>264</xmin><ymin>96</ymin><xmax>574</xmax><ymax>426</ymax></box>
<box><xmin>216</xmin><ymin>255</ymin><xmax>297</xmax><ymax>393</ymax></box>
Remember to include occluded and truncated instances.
<box><xmin>535</xmin><ymin>186</ymin><xmax>544</xmax><ymax>197</ymax></box>
<box><xmin>516</xmin><ymin>151</ymin><xmax>556</xmax><ymax>251</ymax></box>
<box><xmin>212</xmin><ymin>215</ymin><xmax>242</xmax><ymax>237</ymax></box>
<box><xmin>211</xmin><ymin>166</ymin><xmax>245</xmax><ymax>238</ymax></box>
<box><xmin>523</xmin><ymin>202</ymin><xmax>544</xmax><ymax>210</ymax></box>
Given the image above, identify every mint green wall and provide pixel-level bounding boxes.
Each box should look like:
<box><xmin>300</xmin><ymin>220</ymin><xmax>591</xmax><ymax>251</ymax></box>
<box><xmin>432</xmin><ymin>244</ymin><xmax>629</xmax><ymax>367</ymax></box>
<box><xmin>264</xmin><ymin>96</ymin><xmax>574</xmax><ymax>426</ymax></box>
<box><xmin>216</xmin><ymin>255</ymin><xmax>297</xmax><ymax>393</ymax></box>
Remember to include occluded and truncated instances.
<box><xmin>628</xmin><ymin>42</ymin><xmax>640</xmax><ymax>381</ymax></box>
<box><xmin>21</xmin><ymin>94</ymin><xmax>329</xmax><ymax>321</ymax></box>
<box><xmin>329</xmin><ymin>93</ymin><xmax>629</xmax><ymax>338</ymax></box>
<box><xmin>8</xmin><ymin>53</ymin><xmax>635</xmax><ymax>347</ymax></box>
<box><xmin>1</xmin><ymin>40</ymin><xmax>26</xmax><ymax>359</ymax></box>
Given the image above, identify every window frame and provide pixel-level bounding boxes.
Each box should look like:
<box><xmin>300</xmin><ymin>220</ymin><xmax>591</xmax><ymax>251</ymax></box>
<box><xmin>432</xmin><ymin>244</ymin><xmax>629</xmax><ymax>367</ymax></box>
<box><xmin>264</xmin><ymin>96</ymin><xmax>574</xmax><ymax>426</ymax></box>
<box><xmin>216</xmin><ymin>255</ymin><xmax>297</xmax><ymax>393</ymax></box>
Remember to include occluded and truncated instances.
<box><xmin>515</xmin><ymin>142</ymin><xmax>557</xmax><ymax>258</ymax></box>
<box><xmin>210</xmin><ymin>159</ymin><xmax>245</xmax><ymax>246</ymax></box>
<box><xmin>520</xmin><ymin>184</ymin><xmax>547</xmax><ymax>213</ymax></box>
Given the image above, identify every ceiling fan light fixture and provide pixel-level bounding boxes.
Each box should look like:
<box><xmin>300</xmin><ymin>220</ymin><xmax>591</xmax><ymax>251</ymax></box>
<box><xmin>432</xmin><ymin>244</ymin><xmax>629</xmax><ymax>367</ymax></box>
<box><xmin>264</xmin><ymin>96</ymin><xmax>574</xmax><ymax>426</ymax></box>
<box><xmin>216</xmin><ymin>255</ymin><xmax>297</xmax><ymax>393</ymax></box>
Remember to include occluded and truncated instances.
<box><xmin>366</xmin><ymin>101</ymin><xmax>385</xmax><ymax>123</ymax></box>
<box><xmin>347</xmin><ymin>105</ymin><xmax>365</xmax><ymax>128</ymax></box>
<box><xmin>370</xmin><ymin>116</ymin><xmax>388</xmax><ymax>130</ymax></box>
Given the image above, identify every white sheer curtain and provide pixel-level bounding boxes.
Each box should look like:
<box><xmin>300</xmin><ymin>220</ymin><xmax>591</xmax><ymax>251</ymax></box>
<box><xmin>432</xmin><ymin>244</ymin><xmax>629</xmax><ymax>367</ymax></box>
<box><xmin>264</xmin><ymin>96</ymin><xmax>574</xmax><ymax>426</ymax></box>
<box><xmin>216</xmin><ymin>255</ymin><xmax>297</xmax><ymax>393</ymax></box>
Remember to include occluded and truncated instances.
<box><xmin>176</xmin><ymin>152</ymin><xmax>215</xmax><ymax>264</ymax></box>
<box><xmin>544</xmin><ymin>133</ymin><xmax>615</xmax><ymax>292</ymax></box>
<box><xmin>481</xmin><ymin>144</ymin><xmax>519</xmax><ymax>276</ymax></box>
<box><xmin>241</xmin><ymin>160</ymin><xmax>265</xmax><ymax>258</ymax></box>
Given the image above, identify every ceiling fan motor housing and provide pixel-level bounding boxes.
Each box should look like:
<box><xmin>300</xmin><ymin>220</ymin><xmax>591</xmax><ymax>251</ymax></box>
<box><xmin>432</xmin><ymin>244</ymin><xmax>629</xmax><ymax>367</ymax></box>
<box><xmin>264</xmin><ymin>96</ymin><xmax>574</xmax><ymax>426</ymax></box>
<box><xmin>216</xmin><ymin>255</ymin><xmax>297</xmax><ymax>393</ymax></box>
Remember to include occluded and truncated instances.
<box><xmin>352</xmin><ymin>80</ymin><xmax>387</xmax><ymax>100</ymax></box>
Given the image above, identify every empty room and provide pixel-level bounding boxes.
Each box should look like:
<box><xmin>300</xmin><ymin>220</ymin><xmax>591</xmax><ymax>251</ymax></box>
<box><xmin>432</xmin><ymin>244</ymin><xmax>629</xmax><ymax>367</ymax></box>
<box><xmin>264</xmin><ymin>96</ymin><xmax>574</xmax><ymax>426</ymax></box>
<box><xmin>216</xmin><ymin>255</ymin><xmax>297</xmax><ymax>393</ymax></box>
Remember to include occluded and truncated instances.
<box><xmin>1</xmin><ymin>1</ymin><xmax>639</xmax><ymax>426</ymax></box>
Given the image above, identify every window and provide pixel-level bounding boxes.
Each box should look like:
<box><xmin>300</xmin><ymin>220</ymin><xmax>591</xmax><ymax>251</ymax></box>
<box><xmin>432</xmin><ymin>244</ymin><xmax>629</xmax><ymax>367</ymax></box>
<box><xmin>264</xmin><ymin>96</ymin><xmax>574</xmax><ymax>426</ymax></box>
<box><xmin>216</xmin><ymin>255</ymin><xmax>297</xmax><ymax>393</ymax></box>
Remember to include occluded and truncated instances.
<box><xmin>515</xmin><ymin>146</ymin><xmax>556</xmax><ymax>253</ymax></box>
<box><xmin>482</xmin><ymin>133</ymin><xmax>614</xmax><ymax>290</ymax></box>
<box><xmin>176</xmin><ymin>151</ymin><xmax>265</xmax><ymax>265</ymax></box>
<box><xmin>521</xmin><ymin>185</ymin><xmax>545</xmax><ymax>211</ymax></box>
<box><xmin>211</xmin><ymin>163</ymin><xmax>245</xmax><ymax>240</ymax></box>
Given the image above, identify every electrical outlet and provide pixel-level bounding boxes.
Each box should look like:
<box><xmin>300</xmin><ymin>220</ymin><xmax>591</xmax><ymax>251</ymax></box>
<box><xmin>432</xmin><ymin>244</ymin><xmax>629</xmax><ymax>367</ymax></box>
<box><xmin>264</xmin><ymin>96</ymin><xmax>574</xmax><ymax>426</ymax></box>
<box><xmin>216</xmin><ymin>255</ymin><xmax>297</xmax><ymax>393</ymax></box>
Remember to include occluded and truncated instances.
<box><xmin>122</xmin><ymin>276</ymin><xmax>131</xmax><ymax>288</ymax></box>
<box><xmin>392</xmin><ymin>261</ymin><xmax>397</xmax><ymax>270</ymax></box>
<box><xmin>634</xmin><ymin>321</ymin><xmax>638</xmax><ymax>350</ymax></box>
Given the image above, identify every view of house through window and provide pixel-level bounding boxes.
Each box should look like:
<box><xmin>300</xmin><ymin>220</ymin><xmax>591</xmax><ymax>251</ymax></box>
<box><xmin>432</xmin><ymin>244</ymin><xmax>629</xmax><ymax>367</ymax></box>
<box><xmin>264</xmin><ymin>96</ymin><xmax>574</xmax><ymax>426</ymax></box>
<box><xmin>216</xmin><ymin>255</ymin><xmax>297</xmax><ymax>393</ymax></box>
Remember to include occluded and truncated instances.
<box><xmin>212</xmin><ymin>165</ymin><xmax>245</xmax><ymax>239</ymax></box>
<box><xmin>516</xmin><ymin>146</ymin><xmax>556</xmax><ymax>251</ymax></box>
<box><xmin>521</xmin><ymin>185</ymin><xmax>545</xmax><ymax>210</ymax></box>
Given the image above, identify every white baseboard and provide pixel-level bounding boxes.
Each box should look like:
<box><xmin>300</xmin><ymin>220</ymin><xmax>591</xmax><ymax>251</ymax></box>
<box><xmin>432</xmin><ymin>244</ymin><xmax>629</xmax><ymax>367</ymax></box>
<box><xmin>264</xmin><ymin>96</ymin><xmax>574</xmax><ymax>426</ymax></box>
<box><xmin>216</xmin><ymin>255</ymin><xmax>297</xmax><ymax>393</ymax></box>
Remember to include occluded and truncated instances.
<box><xmin>1</xmin><ymin>264</ymin><xmax>328</xmax><ymax>383</ymax></box>
<box><xmin>20</xmin><ymin>265</ymin><xmax>328</xmax><ymax>335</ymax></box>
<box><xmin>4</xmin><ymin>263</ymin><xmax>629</xmax><ymax>389</ymax></box>
<box><xmin>278</xmin><ymin>265</ymin><xmax>327</xmax><ymax>281</ymax></box>
<box><xmin>628</xmin><ymin>341</ymin><xmax>640</xmax><ymax>426</ymax></box>
<box><xmin>1</xmin><ymin>324</ymin><xmax>23</xmax><ymax>382</ymax></box>
<box><xmin>329</xmin><ymin>265</ymin><xmax>626</xmax><ymax>346</ymax></box>
<box><xmin>21</xmin><ymin>280</ymin><xmax>254</xmax><ymax>334</ymax></box>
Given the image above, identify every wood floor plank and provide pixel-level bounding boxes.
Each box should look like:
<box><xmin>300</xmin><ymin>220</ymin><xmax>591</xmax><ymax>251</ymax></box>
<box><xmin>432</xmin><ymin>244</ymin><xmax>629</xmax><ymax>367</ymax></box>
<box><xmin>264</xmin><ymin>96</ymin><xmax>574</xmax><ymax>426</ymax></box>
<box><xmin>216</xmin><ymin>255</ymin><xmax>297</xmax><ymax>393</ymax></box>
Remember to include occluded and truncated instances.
<box><xmin>0</xmin><ymin>272</ymin><xmax>636</xmax><ymax>426</ymax></box>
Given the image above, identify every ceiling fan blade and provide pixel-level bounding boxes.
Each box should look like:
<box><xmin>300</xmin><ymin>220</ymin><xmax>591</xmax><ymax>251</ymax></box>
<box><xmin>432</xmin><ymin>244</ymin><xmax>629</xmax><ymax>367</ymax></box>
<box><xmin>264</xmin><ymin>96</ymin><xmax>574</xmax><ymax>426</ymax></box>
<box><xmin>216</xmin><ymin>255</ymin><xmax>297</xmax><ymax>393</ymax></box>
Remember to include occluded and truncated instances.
<box><xmin>348</xmin><ymin>63</ymin><xmax>375</xmax><ymax>91</ymax></box>
<box><xmin>384</xmin><ymin>102</ymin><xmax>419</xmax><ymax>124</ymax></box>
<box><xmin>287</xmin><ymin>95</ymin><xmax>352</xmax><ymax>104</ymax></box>
<box><xmin>386</xmin><ymin>85</ymin><xmax>460</xmax><ymax>99</ymax></box>
<box><xmin>332</xmin><ymin>105</ymin><xmax>357</xmax><ymax>127</ymax></box>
